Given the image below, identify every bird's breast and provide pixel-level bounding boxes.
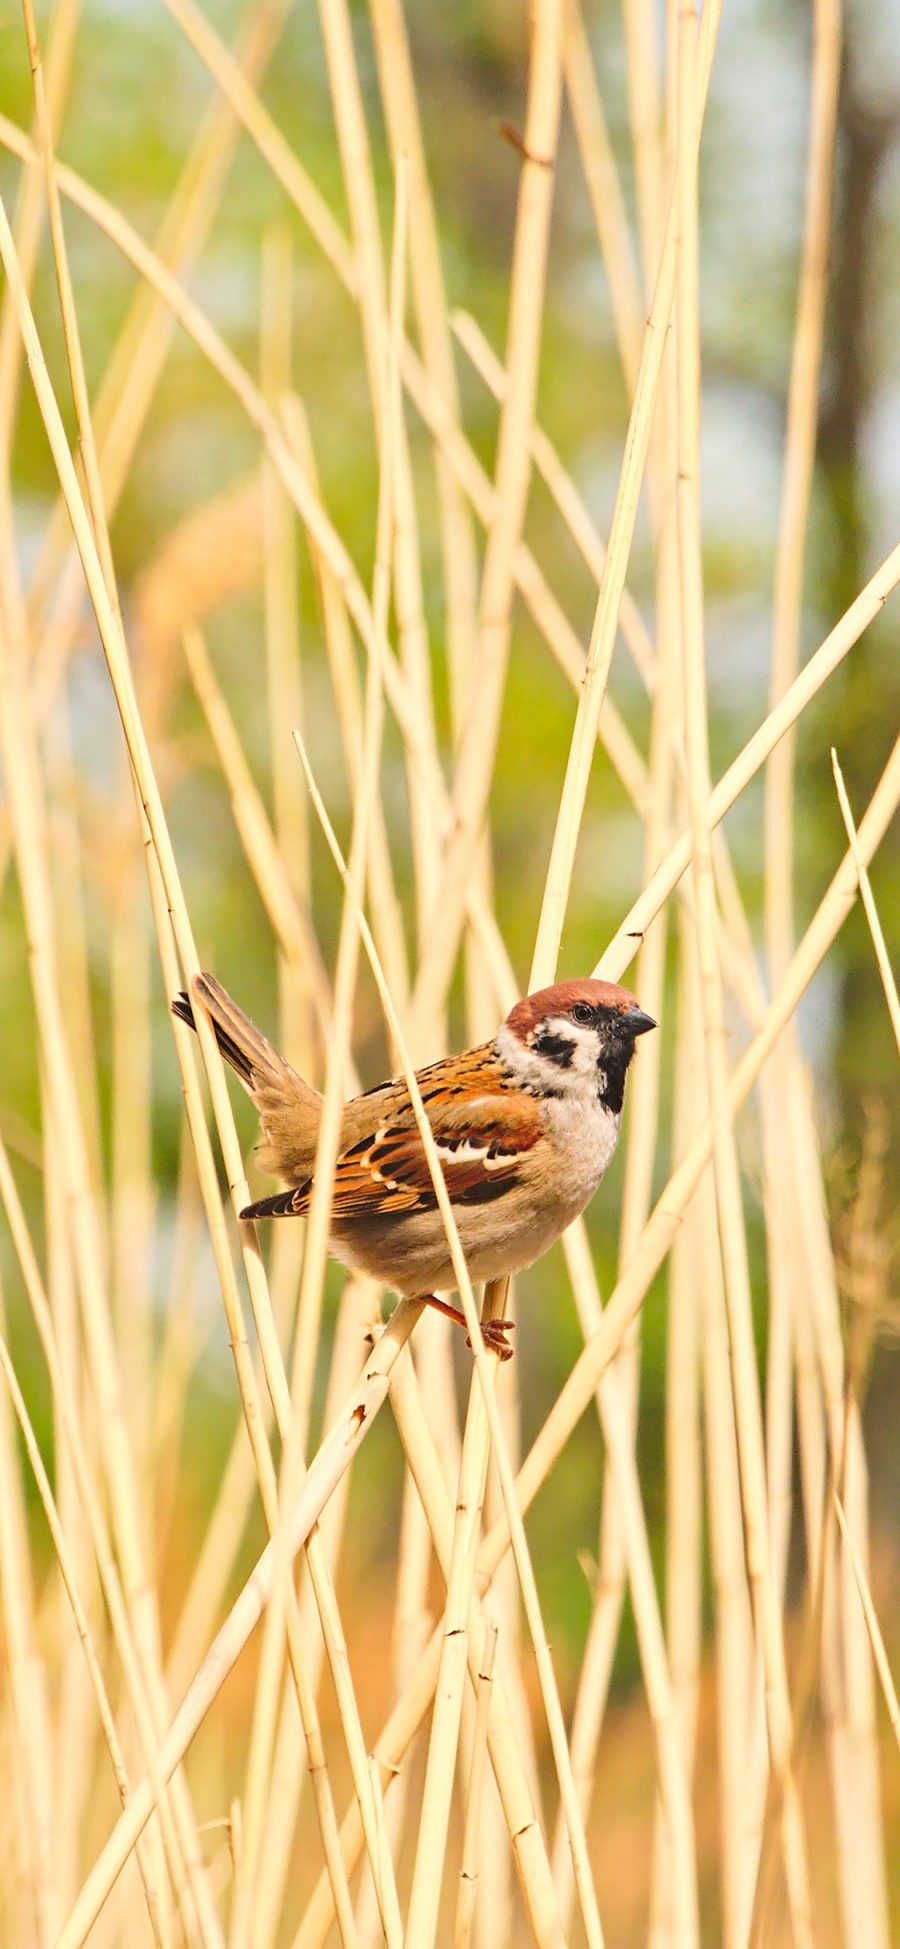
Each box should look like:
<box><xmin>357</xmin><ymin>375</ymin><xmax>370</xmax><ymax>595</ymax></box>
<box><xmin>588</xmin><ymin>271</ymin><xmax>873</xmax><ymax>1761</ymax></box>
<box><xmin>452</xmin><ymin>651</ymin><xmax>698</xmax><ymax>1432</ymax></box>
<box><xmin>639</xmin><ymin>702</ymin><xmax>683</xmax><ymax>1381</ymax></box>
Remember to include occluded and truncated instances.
<box><xmin>539</xmin><ymin>1091</ymin><xmax>621</xmax><ymax>1213</ymax></box>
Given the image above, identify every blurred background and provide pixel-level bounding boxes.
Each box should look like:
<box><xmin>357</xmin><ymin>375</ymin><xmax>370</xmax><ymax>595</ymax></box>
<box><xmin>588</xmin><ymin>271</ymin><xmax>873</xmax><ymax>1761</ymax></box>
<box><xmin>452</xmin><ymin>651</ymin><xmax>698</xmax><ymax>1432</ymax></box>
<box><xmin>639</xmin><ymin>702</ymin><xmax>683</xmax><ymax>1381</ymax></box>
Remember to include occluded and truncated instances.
<box><xmin>1</xmin><ymin>0</ymin><xmax>898</xmax><ymax>1941</ymax></box>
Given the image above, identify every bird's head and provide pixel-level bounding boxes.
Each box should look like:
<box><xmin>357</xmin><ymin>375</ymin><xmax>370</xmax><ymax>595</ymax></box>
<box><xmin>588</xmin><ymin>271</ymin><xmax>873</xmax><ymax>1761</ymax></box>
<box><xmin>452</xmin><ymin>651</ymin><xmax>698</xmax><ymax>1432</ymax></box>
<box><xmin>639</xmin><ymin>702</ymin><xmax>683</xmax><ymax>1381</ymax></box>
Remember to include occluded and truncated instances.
<box><xmin>499</xmin><ymin>979</ymin><xmax>656</xmax><ymax>1113</ymax></box>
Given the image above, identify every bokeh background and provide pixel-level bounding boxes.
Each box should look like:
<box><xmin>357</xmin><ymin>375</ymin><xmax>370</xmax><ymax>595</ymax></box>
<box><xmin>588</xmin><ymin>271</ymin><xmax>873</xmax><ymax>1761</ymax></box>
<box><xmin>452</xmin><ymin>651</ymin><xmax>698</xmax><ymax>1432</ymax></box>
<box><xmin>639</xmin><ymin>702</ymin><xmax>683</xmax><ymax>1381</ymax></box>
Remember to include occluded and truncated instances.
<box><xmin>1</xmin><ymin>0</ymin><xmax>898</xmax><ymax>1942</ymax></box>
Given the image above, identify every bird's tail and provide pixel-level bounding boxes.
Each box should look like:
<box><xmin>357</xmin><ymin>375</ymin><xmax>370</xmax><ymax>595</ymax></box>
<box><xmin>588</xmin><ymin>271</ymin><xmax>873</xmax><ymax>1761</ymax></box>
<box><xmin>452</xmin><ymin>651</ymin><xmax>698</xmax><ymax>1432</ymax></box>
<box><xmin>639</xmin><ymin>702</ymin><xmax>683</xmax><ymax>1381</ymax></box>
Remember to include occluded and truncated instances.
<box><xmin>171</xmin><ymin>972</ymin><xmax>317</xmax><ymax>1110</ymax></box>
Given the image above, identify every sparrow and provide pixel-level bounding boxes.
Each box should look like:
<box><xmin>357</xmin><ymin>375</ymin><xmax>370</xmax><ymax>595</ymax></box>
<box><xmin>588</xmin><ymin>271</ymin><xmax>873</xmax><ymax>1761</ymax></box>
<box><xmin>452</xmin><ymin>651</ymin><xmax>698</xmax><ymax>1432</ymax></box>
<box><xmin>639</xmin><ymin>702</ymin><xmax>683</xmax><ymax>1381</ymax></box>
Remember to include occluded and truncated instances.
<box><xmin>172</xmin><ymin>972</ymin><xmax>655</xmax><ymax>1359</ymax></box>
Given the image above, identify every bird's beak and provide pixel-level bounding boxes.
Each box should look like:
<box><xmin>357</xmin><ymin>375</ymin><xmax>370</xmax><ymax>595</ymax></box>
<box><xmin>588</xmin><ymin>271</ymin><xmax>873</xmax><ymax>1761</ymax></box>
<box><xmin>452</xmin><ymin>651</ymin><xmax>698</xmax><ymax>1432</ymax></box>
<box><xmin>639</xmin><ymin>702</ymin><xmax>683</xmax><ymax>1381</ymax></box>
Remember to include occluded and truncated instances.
<box><xmin>627</xmin><ymin>1005</ymin><xmax>657</xmax><ymax>1036</ymax></box>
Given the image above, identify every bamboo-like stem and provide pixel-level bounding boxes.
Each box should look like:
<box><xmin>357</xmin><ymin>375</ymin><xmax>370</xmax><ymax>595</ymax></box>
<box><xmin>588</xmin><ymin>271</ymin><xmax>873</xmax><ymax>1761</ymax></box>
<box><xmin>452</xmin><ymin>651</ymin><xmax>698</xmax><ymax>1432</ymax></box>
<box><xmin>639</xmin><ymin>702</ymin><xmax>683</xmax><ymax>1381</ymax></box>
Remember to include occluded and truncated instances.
<box><xmin>181</xmin><ymin>626</ymin><xmax>336</xmax><ymax>1048</ymax></box>
<box><xmin>832</xmin><ymin>750</ymin><xmax>900</xmax><ymax>1051</ymax></box>
<box><xmin>562</xmin><ymin>0</ymin><xmax>643</xmax><ymax>393</ymax></box>
<box><xmin>253</xmin><ymin>1280</ymin><xmax>381</xmax><ymax>1949</ymax></box>
<box><xmin>678</xmin><ymin>0</ymin><xmax>813</xmax><ymax>1922</ymax></box>
<box><xmin>0</xmin><ymin>1283</ymin><xmax>58</xmax><ymax>1946</ymax></box>
<box><xmin>0</xmin><ymin>1325</ymin><xmax>167</xmax><ymax>1946</ymax></box>
<box><xmin>25</xmin><ymin>0</ymin><xmax>291</xmax><ymax>662</ymax></box>
<box><xmin>834</xmin><ymin>1496</ymin><xmax>900</xmax><ymax>1755</ymax></box>
<box><xmin>452</xmin><ymin>1620</ymin><xmax>498</xmax><ymax>1949</ymax></box>
<box><xmin>0</xmin><ymin>1132</ymin><xmax>222</xmax><ymax>1944</ymax></box>
<box><xmin>317</xmin><ymin>0</ymin><xmax>442</xmax><ymax>955</ymax></box>
<box><xmin>279</xmin><ymin>392</ymin><xmax>411</xmax><ymax>1015</ymax></box>
<box><xmin>237</xmin><ymin>166</ymin><xmax>411</xmax><ymax>1949</ymax></box>
<box><xmin>594</xmin><ymin>532</ymin><xmax>900</xmax><ymax>984</ymax></box>
<box><xmin>406</xmin><ymin>0</ymin><xmax>565</xmax><ymax>1034</ymax></box>
<box><xmin>553</xmin><ymin>1220</ymin><xmax>700</xmax><ymax>1947</ymax></box>
<box><xmin>450</xmin><ymin>308</ymin><xmax>656</xmax><ymax>690</ymax></box>
<box><xmin>764</xmin><ymin>0</ymin><xmax>842</xmax><ymax>986</ymax></box>
<box><xmin>404</xmin><ymin>1280</ymin><xmax>509</xmax><ymax>1949</ymax></box>
<box><xmin>384</xmin><ymin>1347</ymin><xmax>565</xmax><ymax>1948</ymax></box>
<box><xmin>0</xmin><ymin>0</ymin><xmax>79</xmax><ymax>454</ymax></box>
<box><xmin>56</xmin><ymin>1300</ymin><xmax>426</xmax><ymax>1949</ymax></box>
<box><xmin>530</xmin><ymin>0</ymin><xmax>722</xmax><ymax>988</ymax></box>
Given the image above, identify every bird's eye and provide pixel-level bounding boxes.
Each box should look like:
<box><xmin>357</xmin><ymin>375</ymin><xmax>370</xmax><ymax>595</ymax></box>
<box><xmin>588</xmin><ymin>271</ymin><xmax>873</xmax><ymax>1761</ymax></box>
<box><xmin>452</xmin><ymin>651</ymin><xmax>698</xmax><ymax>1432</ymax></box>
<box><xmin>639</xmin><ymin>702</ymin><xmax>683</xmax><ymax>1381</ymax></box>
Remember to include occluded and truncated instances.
<box><xmin>571</xmin><ymin>1001</ymin><xmax>594</xmax><ymax>1026</ymax></box>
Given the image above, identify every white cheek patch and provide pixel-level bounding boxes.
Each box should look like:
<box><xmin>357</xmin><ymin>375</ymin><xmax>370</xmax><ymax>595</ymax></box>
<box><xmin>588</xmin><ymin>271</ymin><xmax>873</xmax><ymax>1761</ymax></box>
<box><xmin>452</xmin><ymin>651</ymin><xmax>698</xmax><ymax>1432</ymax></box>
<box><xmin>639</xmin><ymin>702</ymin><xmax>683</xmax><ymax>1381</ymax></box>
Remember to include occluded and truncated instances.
<box><xmin>546</xmin><ymin>1017</ymin><xmax>598</xmax><ymax>1077</ymax></box>
<box><xmin>496</xmin><ymin>1018</ymin><xmax>599</xmax><ymax>1094</ymax></box>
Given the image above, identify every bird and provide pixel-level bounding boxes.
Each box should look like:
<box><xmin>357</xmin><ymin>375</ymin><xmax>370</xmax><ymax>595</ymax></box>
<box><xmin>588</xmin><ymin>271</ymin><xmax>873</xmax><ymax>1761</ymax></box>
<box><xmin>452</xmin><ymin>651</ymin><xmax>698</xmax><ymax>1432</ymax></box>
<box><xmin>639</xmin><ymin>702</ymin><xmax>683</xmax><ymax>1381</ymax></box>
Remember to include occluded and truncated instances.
<box><xmin>172</xmin><ymin>972</ymin><xmax>656</xmax><ymax>1360</ymax></box>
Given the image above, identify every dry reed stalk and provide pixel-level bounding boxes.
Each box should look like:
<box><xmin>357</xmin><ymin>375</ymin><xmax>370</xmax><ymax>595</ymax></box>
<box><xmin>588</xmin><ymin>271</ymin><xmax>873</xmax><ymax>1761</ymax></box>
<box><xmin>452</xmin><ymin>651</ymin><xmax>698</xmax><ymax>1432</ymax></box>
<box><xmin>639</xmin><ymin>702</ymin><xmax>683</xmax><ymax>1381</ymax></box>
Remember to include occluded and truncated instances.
<box><xmin>450</xmin><ymin>308</ymin><xmax>656</xmax><ymax>691</ymax></box>
<box><xmin>562</xmin><ymin>0</ymin><xmax>643</xmax><ymax>393</ymax></box>
<box><xmin>405</xmin><ymin>0</ymin><xmax>564</xmax><ymax>1035</ymax></box>
<box><xmin>680</xmin><ymin>0</ymin><xmax>815</xmax><ymax>1923</ymax></box>
<box><xmin>621</xmin><ymin>0</ymin><xmax>664</xmax><ymax>287</ymax></box>
<box><xmin>253</xmin><ymin>1279</ymin><xmax>380</xmax><ymax>1949</ymax></box>
<box><xmin>752</xmin><ymin>17</ymin><xmax>843</xmax><ymax>1913</ymax></box>
<box><xmin>675</xmin><ymin>927</ymin><xmax>756</xmax><ymax>1945</ymax></box>
<box><xmin>555</xmin><ymin>413</ymin><xmax>677</xmax><ymax>1945</ymax></box>
<box><xmin>293</xmin><ymin>1628</ymin><xmax>444</xmax><ymax>1949</ymax></box>
<box><xmin>394</xmin><ymin>330</ymin><xmax>653</xmax><ymax>813</ymax></box>
<box><xmin>318</xmin><ymin>0</ymin><xmax>443</xmax><ymax>956</ymax></box>
<box><xmin>50</xmin><ymin>748</ymin><xmax>146</xmax><ymax>1913</ymax></box>
<box><xmin>279</xmin><ymin>392</ymin><xmax>412</xmax><ymax>1014</ymax></box>
<box><xmin>349</xmin><ymin>94</ymin><xmax>468</xmax><ymax>1859</ymax></box>
<box><xmin>385</xmin><ymin>1348</ymin><xmax>565</xmax><ymax>1948</ymax></box>
<box><xmin>0</xmin><ymin>1132</ymin><xmax>221</xmax><ymax>1945</ymax></box>
<box><xmin>260</xmin><ymin>230</ymin><xmax>315</xmax><ymax>1081</ymax></box>
<box><xmin>832</xmin><ymin>750</ymin><xmax>900</xmax><ymax>1050</ymax></box>
<box><xmin>0</xmin><ymin>1282</ymin><xmax>58</xmax><ymax>1946</ymax></box>
<box><xmin>764</xmin><ymin>0</ymin><xmax>842</xmax><ymax>986</ymax></box>
<box><xmin>833</xmin><ymin>1496</ymin><xmax>900</xmax><ymax>1755</ymax></box>
<box><xmin>0</xmin><ymin>1321</ymin><xmax>168</xmax><ymax>1946</ymax></box>
<box><xmin>234</xmin><ymin>177</ymin><xmax>411</xmax><ymax>1949</ymax></box>
<box><xmin>366</xmin><ymin>0</ymin><xmax>482</xmax><ymax>823</ymax></box>
<box><xmin>595</xmin><ymin>532</ymin><xmax>900</xmax><ymax>985</ymax></box>
<box><xmin>651</xmin><ymin>1018</ymin><xmax>702</xmax><ymax>1944</ymax></box>
<box><xmin>453</xmin><ymin>1618</ymin><xmax>498</xmax><ymax>1949</ymax></box>
<box><xmin>26</xmin><ymin>0</ymin><xmax>291</xmax><ymax>651</ymax></box>
<box><xmin>43</xmin><ymin>714</ymin><xmax>106</xmax><ymax>1281</ymax></box>
<box><xmin>404</xmin><ymin>1278</ymin><xmax>511</xmax><ymax>1948</ymax></box>
<box><xmin>163</xmin><ymin>1395</ymin><xmax>265</xmax><ymax>1698</ymax></box>
<box><xmin>789</xmin><ymin>1073</ymin><xmax>889</xmax><ymax>1944</ymax></box>
<box><xmin>181</xmin><ymin>625</ymin><xmax>336</xmax><ymax>1042</ymax></box>
<box><xmin>551</xmin><ymin>1222</ymin><xmax>700</xmax><ymax>1948</ymax></box>
<box><xmin>109</xmin><ymin>852</ymin><xmax>155</xmax><ymax>1464</ymax></box>
<box><xmin>530</xmin><ymin>0</ymin><xmax>722</xmax><ymax>988</ymax></box>
<box><xmin>57</xmin><ymin>1298</ymin><xmax>427</xmax><ymax>1949</ymax></box>
<box><xmin>0</xmin><ymin>0</ymin><xmax>78</xmax><ymax>458</ymax></box>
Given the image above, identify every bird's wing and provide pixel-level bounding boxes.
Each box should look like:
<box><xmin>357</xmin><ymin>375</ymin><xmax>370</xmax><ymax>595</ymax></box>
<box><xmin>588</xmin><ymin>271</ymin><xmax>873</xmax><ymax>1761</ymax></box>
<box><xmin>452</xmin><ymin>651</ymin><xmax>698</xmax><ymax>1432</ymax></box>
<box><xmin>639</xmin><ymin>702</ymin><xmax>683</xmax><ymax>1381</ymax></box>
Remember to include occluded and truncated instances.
<box><xmin>241</xmin><ymin>1051</ymin><xmax>542</xmax><ymax>1220</ymax></box>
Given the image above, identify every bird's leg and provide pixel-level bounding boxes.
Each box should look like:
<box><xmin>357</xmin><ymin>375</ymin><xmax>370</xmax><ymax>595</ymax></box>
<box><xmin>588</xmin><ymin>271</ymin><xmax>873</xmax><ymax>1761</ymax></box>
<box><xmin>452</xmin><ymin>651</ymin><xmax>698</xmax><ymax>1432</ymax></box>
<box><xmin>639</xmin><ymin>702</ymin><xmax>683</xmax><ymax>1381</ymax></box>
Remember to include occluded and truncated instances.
<box><xmin>420</xmin><ymin>1293</ymin><xmax>516</xmax><ymax>1362</ymax></box>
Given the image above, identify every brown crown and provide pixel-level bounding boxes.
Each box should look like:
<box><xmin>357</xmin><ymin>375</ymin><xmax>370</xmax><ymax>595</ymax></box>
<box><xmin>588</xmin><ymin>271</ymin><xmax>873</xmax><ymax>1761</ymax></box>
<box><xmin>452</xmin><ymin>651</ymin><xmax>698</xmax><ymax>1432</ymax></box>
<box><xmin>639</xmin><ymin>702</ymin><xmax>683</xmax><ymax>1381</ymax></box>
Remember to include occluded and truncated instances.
<box><xmin>504</xmin><ymin>978</ymin><xmax>640</xmax><ymax>1041</ymax></box>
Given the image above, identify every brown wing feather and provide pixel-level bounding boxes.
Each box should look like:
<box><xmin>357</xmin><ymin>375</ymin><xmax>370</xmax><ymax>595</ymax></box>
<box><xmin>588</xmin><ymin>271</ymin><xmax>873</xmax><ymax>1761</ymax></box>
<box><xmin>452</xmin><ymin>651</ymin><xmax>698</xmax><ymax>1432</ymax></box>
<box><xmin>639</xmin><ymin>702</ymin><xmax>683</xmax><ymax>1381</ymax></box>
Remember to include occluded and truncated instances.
<box><xmin>240</xmin><ymin>1047</ymin><xmax>540</xmax><ymax>1221</ymax></box>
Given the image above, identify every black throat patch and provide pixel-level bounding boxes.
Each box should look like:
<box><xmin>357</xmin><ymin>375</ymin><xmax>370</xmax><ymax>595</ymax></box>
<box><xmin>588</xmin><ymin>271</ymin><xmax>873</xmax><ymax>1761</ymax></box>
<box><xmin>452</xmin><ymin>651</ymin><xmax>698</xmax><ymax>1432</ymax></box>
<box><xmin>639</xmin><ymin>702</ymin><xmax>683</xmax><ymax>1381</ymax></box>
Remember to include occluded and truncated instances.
<box><xmin>598</xmin><ymin>1044</ymin><xmax>630</xmax><ymax>1115</ymax></box>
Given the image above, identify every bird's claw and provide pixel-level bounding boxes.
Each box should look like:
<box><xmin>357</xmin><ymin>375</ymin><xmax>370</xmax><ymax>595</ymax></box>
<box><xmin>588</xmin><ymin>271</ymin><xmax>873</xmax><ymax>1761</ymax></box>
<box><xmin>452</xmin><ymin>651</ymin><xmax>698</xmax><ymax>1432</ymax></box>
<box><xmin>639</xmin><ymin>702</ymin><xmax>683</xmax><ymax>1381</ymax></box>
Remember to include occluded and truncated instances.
<box><xmin>467</xmin><ymin>1318</ymin><xmax>516</xmax><ymax>1362</ymax></box>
